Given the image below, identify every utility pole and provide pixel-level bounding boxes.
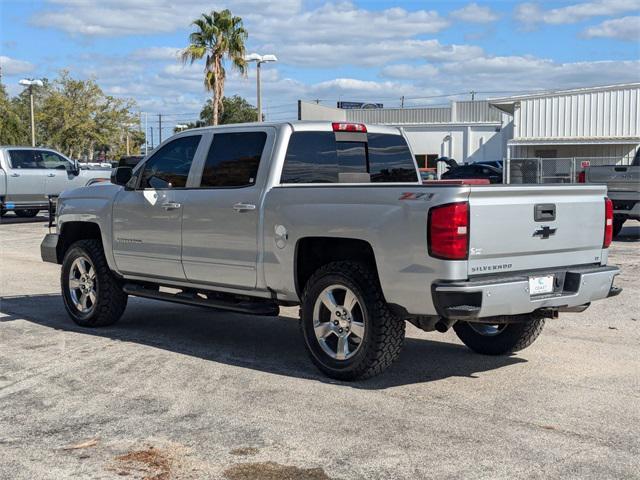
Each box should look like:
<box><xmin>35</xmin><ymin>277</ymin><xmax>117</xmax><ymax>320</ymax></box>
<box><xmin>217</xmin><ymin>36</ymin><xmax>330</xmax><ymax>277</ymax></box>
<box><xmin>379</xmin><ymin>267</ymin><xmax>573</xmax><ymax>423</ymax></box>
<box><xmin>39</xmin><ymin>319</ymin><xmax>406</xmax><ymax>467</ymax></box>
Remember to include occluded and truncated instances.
<box><xmin>150</xmin><ymin>127</ymin><xmax>154</xmax><ymax>149</ymax></box>
<box><xmin>158</xmin><ymin>114</ymin><xmax>163</xmax><ymax>144</ymax></box>
<box><xmin>401</xmin><ymin>95</ymin><xmax>405</xmax><ymax>108</ymax></box>
<box><xmin>126</xmin><ymin>132</ymin><xmax>130</xmax><ymax>156</ymax></box>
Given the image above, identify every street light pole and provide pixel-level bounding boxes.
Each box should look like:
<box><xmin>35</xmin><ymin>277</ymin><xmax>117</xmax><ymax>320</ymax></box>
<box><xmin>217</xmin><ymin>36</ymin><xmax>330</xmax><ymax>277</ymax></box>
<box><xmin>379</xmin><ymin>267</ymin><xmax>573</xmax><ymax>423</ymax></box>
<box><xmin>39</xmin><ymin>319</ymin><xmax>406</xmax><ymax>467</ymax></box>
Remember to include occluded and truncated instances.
<box><xmin>245</xmin><ymin>53</ymin><xmax>277</xmax><ymax>122</ymax></box>
<box><xmin>256</xmin><ymin>61</ymin><xmax>262</xmax><ymax>122</ymax></box>
<box><xmin>29</xmin><ymin>87</ymin><xmax>35</xmax><ymax>147</ymax></box>
<box><xmin>19</xmin><ymin>79</ymin><xmax>43</xmax><ymax>147</ymax></box>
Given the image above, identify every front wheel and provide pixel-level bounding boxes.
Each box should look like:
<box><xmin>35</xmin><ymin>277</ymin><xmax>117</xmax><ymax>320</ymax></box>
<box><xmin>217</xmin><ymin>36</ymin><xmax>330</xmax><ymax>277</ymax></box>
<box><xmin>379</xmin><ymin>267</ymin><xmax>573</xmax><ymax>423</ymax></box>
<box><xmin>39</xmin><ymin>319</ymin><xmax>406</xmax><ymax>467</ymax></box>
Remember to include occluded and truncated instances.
<box><xmin>453</xmin><ymin>316</ymin><xmax>545</xmax><ymax>355</ymax></box>
<box><xmin>300</xmin><ymin>261</ymin><xmax>405</xmax><ymax>380</ymax></box>
<box><xmin>61</xmin><ymin>239</ymin><xmax>128</xmax><ymax>327</ymax></box>
<box><xmin>15</xmin><ymin>209</ymin><xmax>39</xmax><ymax>218</ymax></box>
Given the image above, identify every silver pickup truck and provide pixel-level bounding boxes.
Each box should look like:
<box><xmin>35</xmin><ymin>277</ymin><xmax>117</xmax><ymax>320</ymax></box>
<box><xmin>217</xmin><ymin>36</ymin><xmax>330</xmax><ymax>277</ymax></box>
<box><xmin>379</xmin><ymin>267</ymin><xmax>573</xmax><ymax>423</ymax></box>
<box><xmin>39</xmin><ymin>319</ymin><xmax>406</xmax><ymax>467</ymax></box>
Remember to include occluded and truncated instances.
<box><xmin>0</xmin><ymin>146</ymin><xmax>111</xmax><ymax>217</ymax></box>
<box><xmin>41</xmin><ymin>122</ymin><xmax>621</xmax><ymax>380</ymax></box>
<box><xmin>582</xmin><ymin>149</ymin><xmax>639</xmax><ymax>237</ymax></box>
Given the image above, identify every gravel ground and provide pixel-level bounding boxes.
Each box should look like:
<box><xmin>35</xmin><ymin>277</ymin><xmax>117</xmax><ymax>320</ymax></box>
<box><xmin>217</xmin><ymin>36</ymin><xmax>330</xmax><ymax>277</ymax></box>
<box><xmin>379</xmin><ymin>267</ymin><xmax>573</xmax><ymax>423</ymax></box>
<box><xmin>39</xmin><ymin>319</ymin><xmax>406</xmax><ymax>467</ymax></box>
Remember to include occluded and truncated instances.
<box><xmin>1</xmin><ymin>213</ymin><xmax>639</xmax><ymax>479</ymax></box>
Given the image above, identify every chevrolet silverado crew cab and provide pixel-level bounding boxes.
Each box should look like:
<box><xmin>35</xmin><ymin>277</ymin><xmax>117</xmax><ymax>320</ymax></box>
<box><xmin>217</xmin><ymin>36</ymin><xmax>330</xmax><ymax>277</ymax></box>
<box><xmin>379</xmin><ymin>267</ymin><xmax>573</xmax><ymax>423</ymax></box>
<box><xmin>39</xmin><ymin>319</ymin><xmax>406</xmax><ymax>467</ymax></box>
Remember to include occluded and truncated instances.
<box><xmin>0</xmin><ymin>146</ymin><xmax>111</xmax><ymax>217</ymax></box>
<box><xmin>41</xmin><ymin>122</ymin><xmax>621</xmax><ymax>380</ymax></box>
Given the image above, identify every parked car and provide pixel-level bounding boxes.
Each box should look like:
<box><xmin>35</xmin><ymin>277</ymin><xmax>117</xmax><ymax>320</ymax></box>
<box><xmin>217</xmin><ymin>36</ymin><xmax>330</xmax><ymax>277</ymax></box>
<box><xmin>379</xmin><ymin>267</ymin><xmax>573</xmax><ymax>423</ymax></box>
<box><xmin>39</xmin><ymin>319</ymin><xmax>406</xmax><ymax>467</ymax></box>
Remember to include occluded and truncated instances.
<box><xmin>441</xmin><ymin>163</ymin><xmax>503</xmax><ymax>183</ymax></box>
<box><xmin>0</xmin><ymin>147</ymin><xmax>112</xmax><ymax>217</ymax></box>
<box><xmin>41</xmin><ymin>122</ymin><xmax>620</xmax><ymax>380</ymax></box>
<box><xmin>579</xmin><ymin>149</ymin><xmax>640</xmax><ymax>237</ymax></box>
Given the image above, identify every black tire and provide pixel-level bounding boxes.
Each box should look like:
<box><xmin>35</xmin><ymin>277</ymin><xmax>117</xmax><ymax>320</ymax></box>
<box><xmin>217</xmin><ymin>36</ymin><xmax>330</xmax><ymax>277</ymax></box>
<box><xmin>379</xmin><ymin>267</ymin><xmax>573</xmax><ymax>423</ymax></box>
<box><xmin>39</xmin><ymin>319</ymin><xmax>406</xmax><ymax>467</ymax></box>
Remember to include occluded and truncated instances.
<box><xmin>453</xmin><ymin>316</ymin><xmax>545</xmax><ymax>355</ymax></box>
<box><xmin>0</xmin><ymin>208</ymin><xmax>6</xmax><ymax>217</ymax></box>
<box><xmin>612</xmin><ymin>216</ymin><xmax>626</xmax><ymax>238</ymax></box>
<box><xmin>61</xmin><ymin>239</ymin><xmax>128</xmax><ymax>327</ymax></box>
<box><xmin>300</xmin><ymin>261</ymin><xmax>405</xmax><ymax>380</ymax></box>
<box><xmin>15</xmin><ymin>209</ymin><xmax>39</xmax><ymax>218</ymax></box>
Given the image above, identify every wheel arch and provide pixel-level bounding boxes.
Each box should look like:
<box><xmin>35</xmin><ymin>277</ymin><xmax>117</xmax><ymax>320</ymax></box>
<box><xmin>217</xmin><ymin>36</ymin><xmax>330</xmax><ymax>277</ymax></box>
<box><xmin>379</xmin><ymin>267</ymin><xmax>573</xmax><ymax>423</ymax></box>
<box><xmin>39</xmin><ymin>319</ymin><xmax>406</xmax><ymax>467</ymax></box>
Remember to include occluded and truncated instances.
<box><xmin>57</xmin><ymin>221</ymin><xmax>103</xmax><ymax>263</ymax></box>
<box><xmin>294</xmin><ymin>236</ymin><xmax>380</xmax><ymax>298</ymax></box>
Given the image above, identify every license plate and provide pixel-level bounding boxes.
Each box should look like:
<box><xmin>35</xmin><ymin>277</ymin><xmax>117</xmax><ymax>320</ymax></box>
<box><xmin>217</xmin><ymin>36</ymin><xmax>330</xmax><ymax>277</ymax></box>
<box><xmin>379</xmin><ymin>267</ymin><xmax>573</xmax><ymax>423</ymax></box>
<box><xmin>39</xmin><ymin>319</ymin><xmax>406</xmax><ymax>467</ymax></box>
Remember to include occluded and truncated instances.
<box><xmin>529</xmin><ymin>275</ymin><xmax>554</xmax><ymax>295</ymax></box>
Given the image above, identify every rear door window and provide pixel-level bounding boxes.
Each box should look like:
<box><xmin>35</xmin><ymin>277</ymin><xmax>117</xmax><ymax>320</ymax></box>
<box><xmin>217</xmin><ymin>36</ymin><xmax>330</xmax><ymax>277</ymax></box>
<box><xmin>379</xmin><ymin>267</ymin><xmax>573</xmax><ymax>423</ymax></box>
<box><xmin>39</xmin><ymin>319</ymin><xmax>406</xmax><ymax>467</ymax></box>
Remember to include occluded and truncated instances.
<box><xmin>281</xmin><ymin>131</ymin><xmax>418</xmax><ymax>184</ymax></box>
<box><xmin>199</xmin><ymin>132</ymin><xmax>267</xmax><ymax>188</ymax></box>
<box><xmin>139</xmin><ymin>135</ymin><xmax>202</xmax><ymax>189</ymax></box>
<box><xmin>368</xmin><ymin>133</ymin><xmax>419</xmax><ymax>182</ymax></box>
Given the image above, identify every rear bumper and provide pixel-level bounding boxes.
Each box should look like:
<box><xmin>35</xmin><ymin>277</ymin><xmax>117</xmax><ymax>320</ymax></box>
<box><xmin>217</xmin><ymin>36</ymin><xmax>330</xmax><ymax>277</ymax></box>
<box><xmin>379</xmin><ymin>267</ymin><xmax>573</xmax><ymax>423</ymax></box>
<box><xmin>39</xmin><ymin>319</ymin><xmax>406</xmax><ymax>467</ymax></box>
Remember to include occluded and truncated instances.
<box><xmin>41</xmin><ymin>233</ymin><xmax>60</xmax><ymax>264</ymax></box>
<box><xmin>433</xmin><ymin>265</ymin><xmax>620</xmax><ymax>320</ymax></box>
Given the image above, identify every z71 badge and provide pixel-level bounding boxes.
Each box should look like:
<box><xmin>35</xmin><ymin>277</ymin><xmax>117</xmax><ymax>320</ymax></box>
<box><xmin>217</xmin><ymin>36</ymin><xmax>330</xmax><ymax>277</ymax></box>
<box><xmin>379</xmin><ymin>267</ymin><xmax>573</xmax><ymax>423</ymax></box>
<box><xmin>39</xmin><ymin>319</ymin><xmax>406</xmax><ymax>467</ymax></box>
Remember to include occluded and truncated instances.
<box><xmin>398</xmin><ymin>192</ymin><xmax>434</xmax><ymax>201</ymax></box>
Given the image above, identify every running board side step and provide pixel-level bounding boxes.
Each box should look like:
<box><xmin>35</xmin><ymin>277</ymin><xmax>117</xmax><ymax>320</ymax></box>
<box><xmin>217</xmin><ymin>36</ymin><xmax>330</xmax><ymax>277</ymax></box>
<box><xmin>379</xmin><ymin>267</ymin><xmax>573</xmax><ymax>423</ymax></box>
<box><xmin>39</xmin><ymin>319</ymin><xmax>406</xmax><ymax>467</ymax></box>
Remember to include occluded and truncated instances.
<box><xmin>122</xmin><ymin>284</ymin><xmax>280</xmax><ymax>316</ymax></box>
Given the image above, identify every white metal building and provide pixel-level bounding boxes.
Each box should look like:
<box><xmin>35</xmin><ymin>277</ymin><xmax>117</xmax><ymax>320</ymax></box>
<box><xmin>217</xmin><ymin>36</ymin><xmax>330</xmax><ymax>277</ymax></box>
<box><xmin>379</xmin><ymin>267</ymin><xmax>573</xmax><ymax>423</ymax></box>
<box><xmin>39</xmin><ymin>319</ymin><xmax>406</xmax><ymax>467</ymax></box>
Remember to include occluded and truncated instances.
<box><xmin>490</xmin><ymin>83</ymin><xmax>640</xmax><ymax>163</ymax></box>
<box><xmin>298</xmin><ymin>100</ymin><xmax>509</xmax><ymax>168</ymax></box>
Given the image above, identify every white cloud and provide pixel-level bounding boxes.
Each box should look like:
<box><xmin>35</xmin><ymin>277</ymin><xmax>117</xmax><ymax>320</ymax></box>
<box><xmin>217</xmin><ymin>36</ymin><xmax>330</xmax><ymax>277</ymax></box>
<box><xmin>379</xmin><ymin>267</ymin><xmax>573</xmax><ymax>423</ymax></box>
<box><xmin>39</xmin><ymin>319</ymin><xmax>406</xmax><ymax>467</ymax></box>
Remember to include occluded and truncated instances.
<box><xmin>380</xmin><ymin>56</ymin><xmax>640</xmax><ymax>93</ymax></box>
<box><xmin>34</xmin><ymin>0</ymin><xmax>302</xmax><ymax>36</ymax></box>
<box><xmin>451</xmin><ymin>3</ymin><xmax>499</xmax><ymax>23</ymax></box>
<box><xmin>131</xmin><ymin>47</ymin><xmax>182</xmax><ymax>61</ymax></box>
<box><xmin>515</xmin><ymin>0</ymin><xmax>640</xmax><ymax>28</ymax></box>
<box><xmin>0</xmin><ymin>55</ymin><xmax>35</xmax><ymax>75</ymax></box>
<box><xmin>583</xmin><ymin>16</ymin><xmax>640</xmax><ymax>41</ymax></box>
<box><xmin>263</xmin><ymin>39</ymin><xmax>483</xmax><ymax>67</ymax></box>
<box><xmin>250</xmin><ymin>2</ymin><xmax>449</xmax><ymax>43</ymax></box>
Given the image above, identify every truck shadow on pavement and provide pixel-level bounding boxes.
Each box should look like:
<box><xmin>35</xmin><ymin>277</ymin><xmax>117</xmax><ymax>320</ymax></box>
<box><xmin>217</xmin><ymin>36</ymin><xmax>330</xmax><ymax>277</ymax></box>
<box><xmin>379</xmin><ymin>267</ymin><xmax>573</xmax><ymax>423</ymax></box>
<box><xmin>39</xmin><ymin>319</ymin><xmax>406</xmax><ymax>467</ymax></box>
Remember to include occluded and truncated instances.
<box><xmin>0</xmin><ymin>293</ymin><xmax>526</xmax><ymax>389</ymax></box>
<box><xmin>615</xmin><ymin>224</ymin><xmax>640</xmax><ymax>242</ymax></box>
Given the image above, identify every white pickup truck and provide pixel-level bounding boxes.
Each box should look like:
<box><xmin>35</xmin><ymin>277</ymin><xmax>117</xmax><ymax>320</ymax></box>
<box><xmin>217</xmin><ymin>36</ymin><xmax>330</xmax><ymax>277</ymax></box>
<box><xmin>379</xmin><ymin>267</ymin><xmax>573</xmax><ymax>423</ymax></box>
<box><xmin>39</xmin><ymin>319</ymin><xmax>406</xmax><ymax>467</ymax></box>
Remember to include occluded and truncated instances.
<box><xmin>41</xmin><ymin>122</ymin><xmax>621</xmax><ymax>380</ymax></box>
<box><xmin>0</xmin><ymin>146</ymin><xmax>111</xmax><ymax>217</ymax></box>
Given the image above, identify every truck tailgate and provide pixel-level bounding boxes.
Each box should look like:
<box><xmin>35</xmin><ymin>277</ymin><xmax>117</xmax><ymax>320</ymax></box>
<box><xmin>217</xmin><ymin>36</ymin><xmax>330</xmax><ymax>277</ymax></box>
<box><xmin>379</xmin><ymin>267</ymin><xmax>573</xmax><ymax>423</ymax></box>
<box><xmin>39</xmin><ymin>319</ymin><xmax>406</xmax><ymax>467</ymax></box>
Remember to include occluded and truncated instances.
<box><xmin>586</xmin><ymin>165</ymin><xmax>640</xmax><ymax>192</ymax></box>
<box><xmin>467</xmin><ymin>185</ymin><xmax>607</xmax><ymax>276</ymax></box>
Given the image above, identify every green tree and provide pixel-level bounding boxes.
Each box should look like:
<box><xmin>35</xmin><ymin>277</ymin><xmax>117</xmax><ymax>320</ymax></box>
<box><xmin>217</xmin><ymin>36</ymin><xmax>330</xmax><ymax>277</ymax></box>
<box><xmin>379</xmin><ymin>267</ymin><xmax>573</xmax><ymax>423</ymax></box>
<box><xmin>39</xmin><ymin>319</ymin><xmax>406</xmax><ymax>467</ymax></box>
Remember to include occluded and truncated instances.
<box><xmin>0</xmin><ymin>83</ymin><xmax>29</xmax><ymax>145</ymax></box>
<box><xmin>198</xmin><ymin>95</ymin><xmax>258</xmax><ymax>126</ymax></box>
<box><xmin>181</xmin><ymin>9</ymin><xmax>248</xmax><ymax>126</ymax></box>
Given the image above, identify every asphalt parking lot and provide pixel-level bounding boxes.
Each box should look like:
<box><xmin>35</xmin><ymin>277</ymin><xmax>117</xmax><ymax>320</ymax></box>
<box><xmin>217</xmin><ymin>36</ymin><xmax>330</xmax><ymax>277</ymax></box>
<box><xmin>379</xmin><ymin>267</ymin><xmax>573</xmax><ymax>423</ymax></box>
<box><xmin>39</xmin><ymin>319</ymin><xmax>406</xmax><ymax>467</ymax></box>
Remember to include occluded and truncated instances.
<box><xmin>1</xmin><ymin>213</ymin><xmax>639</xmax><ymax>480</ymax></box>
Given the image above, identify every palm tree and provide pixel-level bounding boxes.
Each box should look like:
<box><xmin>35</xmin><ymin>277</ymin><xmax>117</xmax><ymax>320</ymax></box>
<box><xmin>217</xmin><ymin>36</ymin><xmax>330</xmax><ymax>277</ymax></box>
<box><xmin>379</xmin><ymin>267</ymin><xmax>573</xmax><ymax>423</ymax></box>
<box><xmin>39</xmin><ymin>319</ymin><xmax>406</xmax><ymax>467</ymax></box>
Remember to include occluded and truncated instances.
<box><xmin>181</xmin><ymin>9</ymin><xmax>247</xmax><ymax>126</ymax></box>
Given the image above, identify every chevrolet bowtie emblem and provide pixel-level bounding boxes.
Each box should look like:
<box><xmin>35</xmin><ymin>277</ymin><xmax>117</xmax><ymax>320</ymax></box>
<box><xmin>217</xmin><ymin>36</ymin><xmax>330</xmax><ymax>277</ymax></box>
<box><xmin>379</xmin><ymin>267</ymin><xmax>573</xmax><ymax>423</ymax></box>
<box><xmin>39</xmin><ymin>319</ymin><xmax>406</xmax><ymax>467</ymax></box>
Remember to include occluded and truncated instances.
<box><xmin>533</xmin><ymin>226</ymin><xmax>557</xmax><ymax>239</ymax></box>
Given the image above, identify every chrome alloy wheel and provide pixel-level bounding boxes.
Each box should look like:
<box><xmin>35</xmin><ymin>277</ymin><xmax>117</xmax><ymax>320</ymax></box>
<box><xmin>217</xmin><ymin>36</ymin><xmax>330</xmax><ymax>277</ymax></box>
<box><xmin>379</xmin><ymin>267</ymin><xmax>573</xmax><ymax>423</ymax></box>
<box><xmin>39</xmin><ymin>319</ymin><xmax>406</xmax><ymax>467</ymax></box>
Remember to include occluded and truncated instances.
<box><xmin>468</xmin><ymin>323</ymin><xmax>508</xmax><ymax>336</ymax></box>
<box><xmin>67</xmin><ymin>256</ymin><xmax>97</xmax><ymax>314</ymax></box>
<box><xmin>313</xmin><ymin>284</ymin><xmax>366</xmax><ymax>360</ymax></box>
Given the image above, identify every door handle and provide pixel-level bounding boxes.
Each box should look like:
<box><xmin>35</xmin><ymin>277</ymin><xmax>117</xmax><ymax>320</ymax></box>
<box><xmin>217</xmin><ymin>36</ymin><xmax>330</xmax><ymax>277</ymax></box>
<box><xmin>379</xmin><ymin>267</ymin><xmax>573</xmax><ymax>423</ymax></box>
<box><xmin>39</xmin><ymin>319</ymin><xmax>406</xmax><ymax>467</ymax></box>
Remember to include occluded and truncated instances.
<box><xmin>233</xmin><ymin>202</ymin><xmax>256</xmax><ymax>212</ymax></box>
<box><xmin>161</xmin><ymin>202</ymin><xmax>182</xmax><ymax>210</ymax></box>
<box><xmin>10</xmin><ymin>173</ymin><xmax>20</xmax><ymax>177</ymax></box>
<box><xmin>47</xmin><ymin>173</ymin><xmax>56</xmax><ymax>177</ymax></box>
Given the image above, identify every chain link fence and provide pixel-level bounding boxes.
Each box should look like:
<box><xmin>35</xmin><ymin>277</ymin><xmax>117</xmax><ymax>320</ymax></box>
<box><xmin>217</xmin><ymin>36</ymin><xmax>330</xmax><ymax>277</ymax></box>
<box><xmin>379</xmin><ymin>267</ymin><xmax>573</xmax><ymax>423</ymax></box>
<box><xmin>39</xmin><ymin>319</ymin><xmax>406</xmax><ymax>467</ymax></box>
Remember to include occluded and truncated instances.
<box><xmin>506</xmin><ymin>157</ymin><xmax>628</xmax><ymax>184</ymax></box>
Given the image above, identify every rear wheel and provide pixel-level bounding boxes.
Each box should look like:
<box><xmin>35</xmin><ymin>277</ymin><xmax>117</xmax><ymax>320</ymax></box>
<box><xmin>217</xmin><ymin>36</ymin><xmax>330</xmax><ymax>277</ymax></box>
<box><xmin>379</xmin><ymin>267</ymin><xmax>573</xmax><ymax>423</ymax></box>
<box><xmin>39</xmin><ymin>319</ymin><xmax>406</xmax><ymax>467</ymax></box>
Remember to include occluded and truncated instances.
<box><xmin>612</xmin><ymin>216</ymin><xmax>626</xmax><ymax>238</ymax></box>
<box><xmin>61</xmin><ymin>239</ymin><xmax>127</xmax><ymax>327</ymax></box>
<box><xmin>15</xmin><ymin>209</ymin><xmax>39</xmax><ymax>218</ymax></box>
<box><xmin>453</xmin><ymin>316</ymin><xmax>545</xmax><ymax>355</ymax></box>
<box><xmin>300</xmin><ymin>261</ymin><xmax>405</xmax><ymax>380</ymax></box>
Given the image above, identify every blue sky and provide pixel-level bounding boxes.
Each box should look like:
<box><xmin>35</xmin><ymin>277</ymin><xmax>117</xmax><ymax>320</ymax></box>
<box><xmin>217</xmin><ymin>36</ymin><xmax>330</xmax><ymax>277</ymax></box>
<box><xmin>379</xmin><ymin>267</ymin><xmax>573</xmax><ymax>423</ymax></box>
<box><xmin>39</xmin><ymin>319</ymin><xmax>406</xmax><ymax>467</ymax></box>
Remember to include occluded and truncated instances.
<box><xmin>1</xmin><ymin>0</ymin><xmax>639</xmax><ymax>134</ymax></box>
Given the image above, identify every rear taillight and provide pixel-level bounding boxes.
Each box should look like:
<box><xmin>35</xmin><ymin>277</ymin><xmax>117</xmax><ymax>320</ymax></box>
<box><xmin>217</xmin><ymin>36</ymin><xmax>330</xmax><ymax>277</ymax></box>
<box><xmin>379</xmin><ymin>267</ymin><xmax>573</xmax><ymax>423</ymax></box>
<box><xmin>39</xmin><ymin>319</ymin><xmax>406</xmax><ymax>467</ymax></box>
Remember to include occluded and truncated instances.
<box><xmin>603</xmin><ymin>197</ymin><xmax>613</xmax><ymax>248</ymax></box>
<box><xmin>332</xmin><ymin>122</ymin><xmax>367</xmax><ymax>132</ymax></box>
<box><xmin>428</xmin><ymin>202</ymin><xmax>469</xmax><ymax>260</ymax></box>
<box><xmin>577</xmin><ymin>171</ymin><xmax>586</xmax><ymax>183</ymax></box>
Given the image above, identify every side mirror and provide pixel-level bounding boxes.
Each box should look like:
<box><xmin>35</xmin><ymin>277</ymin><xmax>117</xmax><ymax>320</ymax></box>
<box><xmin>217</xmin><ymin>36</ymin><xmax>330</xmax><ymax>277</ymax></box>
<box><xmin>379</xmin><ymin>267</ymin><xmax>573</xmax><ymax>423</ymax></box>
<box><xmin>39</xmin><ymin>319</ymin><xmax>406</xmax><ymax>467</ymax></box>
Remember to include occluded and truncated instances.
<box><xmin>111</xmin><ymin>166</ymin><xmax>133</xmax><ymax>187</ymax></box>
<box><xmin>68</xmin><ymin>159</ymin><xmax>80</xmax><ymax>176</ymax></box>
